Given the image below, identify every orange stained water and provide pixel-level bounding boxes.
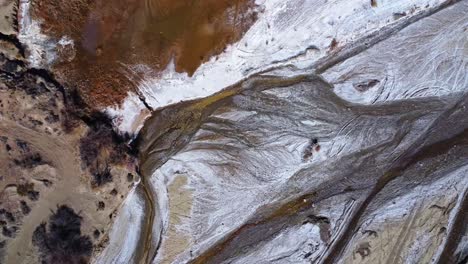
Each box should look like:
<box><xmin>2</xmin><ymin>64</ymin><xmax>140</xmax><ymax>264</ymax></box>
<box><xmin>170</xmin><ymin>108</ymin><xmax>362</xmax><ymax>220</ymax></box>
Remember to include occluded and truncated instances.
<box><xmin>33</xmin><ymin>0</ymin><xmax>257</xmax><ymax>106</ymax></box>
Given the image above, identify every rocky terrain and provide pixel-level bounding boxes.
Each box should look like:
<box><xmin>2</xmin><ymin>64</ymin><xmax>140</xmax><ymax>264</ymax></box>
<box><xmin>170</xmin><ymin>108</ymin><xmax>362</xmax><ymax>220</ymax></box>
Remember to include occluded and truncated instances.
<box><xmin>0</xmin><ymin>0</ymin><xmax>467</xmax><ymax>263</ymax></box>
<box><xmin>0</xmin><ymin>1</ymin><xmax>138</xmax><ymax>263</ymax></box>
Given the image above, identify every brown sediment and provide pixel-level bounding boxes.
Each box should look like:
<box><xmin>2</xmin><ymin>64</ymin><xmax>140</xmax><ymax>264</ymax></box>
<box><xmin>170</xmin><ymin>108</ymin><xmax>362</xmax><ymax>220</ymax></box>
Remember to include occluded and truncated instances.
<box><xmin>159</xmin><ymin>175</ymin><xmax>193</xmax><ymax>264</ymax></box>
<box><xmin>189</xmin><ymin>192</ymin><xmax>319</xmax><ymax>264</ymax></box>
<box><xmin>31</xmin><ymin>0</ymin><xmax>258</xmax><ymax>107</ymax></box>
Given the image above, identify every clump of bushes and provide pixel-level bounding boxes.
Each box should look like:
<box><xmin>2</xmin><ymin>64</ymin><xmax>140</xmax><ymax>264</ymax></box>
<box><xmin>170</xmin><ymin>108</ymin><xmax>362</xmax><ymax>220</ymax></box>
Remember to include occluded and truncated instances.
<box><xmin>32</xmin><ymin>205</ymin><xmax>93</xmax><ymax>264</ymax></box>
<box><xmin>78</xmin><ymin>112</ymin><xmax>134</xmax><ymax>187</ymax></box>
<box><xmin>17</xmin><ymin>182</ymin><xmax>40</xmax><ymax>201</ymax></box>
<box><xmin>91</xmin><ymin>163</ymin><xmax>112</xmax><ymax>187</ymax></box>
<box><xmin>15</xmin><ymin>139</ymin><xmax>30</xmax><ymax>152</ymax></box>
<box><xmin>2</xmin><ymin>226</ymin><xmax>18</xmax><ymax>238</ymax></box>
<box><xmin>20</xmin><ymin>201</ymin><xmax>31</xmax><ymax>215</ymax></box>
<box><xmin>13</xmin><ymin>153</ymin><xmax>46</xmax><ymax>168</ymax></box>
<box><xmin>79</xmin><ymin>112</ymin><xmax>129</xmax><ymax>169</ymax></box>
<box><xmin>16</xmin><ymin>182</ymin><xmax>34</xmax><ymax>196</ymax></box>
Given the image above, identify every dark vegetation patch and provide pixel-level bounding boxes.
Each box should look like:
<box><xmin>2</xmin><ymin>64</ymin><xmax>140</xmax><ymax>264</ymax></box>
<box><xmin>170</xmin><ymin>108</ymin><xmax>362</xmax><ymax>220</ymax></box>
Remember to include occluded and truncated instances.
<box><xmin>2</xmin><ymin>226</ymin><xmax>18</xmax><ymax>238</ymax></box>
<box><xmin>127</xmin><ymin>173</ymin><xmax>133</xmax><ymax>182</ymax></box>
<box><xmin>5</xmin><ymin>211</ymin><xmax>15</xmax><ymax>223</ymax></box>
<box><xmin>15</xmin><ymin>139</ymin><xmax>29</xmax><ymax>152</ymax></box>
<box><xmin>32</xmin><ymin>205</ymin><xmax>92</xmax><ymax>264</ymax></box>
<box><xmin>29</xmin><ymin>117</ymin><xmax>44</xmax><ymax>126</ymax></box>
<box><xmin>0</xmin><ymin>54</ymin><xmax>24</xmax><ymax>75</ymax></box>
<box><xmin>45</xmin><ymin>112</ymin><xmax>60</xmax><ymax>123</ymax></box>
<box><xmin>97</xmin><ymin>201</ymin><xmax>105</xmax><ymax>211</ymax></box>
<box><xmin>20</xmin><ymin>200</ymin><xmax>31</xmax><ymax>215</ymax></box>
<box><xmin>61</xmin><ymin>89</ymin><xmax>87</xmax><ymax>133</ymax></box>
<box><xmin>79</xmin><ymin>112</ymin><xmax>135</xmax><ymax>187</ymax></box>
<box><xmin>10</xmin><ymin>70</ymin><xmax>53</xmax><ymax>99</ymax></box>
<box><xmin>14</xmin><ymin>152</ymin><xmax>46</xmax><ymax>168</ymax></box>
<box><xmin>79</xmin><ymin>112</ymin><xmax>131</xmax><ymax>169</ymax></box>
<box><xmin>27</xmin><ymin>190</ymin><xmax>40</xmax><ymax>201</ymax></box>
<box><xmin>91</xmin><ymin>163</ymin><xmax>112</xmax><ymax>187</ymax></box>
<box><xmin>93</xmin><ymin>229</ymin><xmax>100</xmax><ymax>239</ymax></box>
<box><xmin>110</xmin><ymin>189</ymin><xmax>118</xmax><ymax>196</ymax></box>
<box><xmin>18</xmin><ymin>182</ymin><xmax>40</xmax><ymax>201</ymax></box>
<box><xmin>11</xmin><ymin>139</ymin><xmax>48</xmax><ymax>168</ymax></box>
<box><xmin>3</xmin><ymin>59</ymin><xmax>20</xmax><ymax>73</ymax></box>
<box><xmin>17</xmin><ymin>182</ymin><xmax>34</xmax><ymax>196</ymax></box>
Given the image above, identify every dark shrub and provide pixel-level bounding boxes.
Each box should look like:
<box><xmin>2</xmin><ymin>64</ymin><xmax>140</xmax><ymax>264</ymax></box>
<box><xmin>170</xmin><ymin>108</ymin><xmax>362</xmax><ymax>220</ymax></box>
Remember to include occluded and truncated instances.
<box><xmin>14</xmin><ymin>153</ymin><xmax>46</xmax><ymax>168</ymax></box>
<box><xmin>32</xmin><ymin>205</ymin><xmax>93</xmax><ymax>264</ymax></box>
<box><xmin>91</xmin><ymin>163</ymin><xmax>112</xmax><ymax>187</ymax></box>
<box><xmin>20</xmin><ymin>201</ymin><xmax>31</xmax><ymax>215</ymax></box>
<box><xmin>17</xmin><ymin>182</ymin><xmax>34</xmax><ymax>196</ymax></box>
<box><xmin>2</xmin><ymin>226</ymin><xmax>18</xmax><ymax>238</ymax></box>
<box><xmin>27</xmin><ymin>190</ymin><xmax>40</xmax><ymax>201</ymax></box>
<box><xmin>15</xmin><ymin>139</ymin><xmax>29</xmax><ymax>152</ymax></box>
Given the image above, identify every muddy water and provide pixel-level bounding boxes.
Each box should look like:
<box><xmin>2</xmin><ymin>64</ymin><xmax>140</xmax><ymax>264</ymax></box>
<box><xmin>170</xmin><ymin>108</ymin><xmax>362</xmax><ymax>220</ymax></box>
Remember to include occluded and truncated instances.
<box><xmin>33</xmin><ymin>0</ymin><xmax>257</xmax><ymax>106</ymax></box>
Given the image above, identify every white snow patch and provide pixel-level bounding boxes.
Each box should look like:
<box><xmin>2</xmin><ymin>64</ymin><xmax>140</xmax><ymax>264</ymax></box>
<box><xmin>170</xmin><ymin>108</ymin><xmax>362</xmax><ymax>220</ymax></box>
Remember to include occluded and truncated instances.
<box><xmin>58</xmin><ymin>36</ymin><xmax>74</xmax><ymax>47</ymax></box>
<box><xmin>18</xmin><ymin>0</ymin><xmax>74</xmax><ymax>68</ymax></box>
<box><xmin>94</xmin><ymin>187</ymin><xmax>145</xmax><ymax>264</ymax></box>
<box><xmin>105</xmin><ymin>92</ymin><xmax>151</xmax><ymax>136</ymax></box>
<box><xmin>18</xmin><ymin>0</ymin><xmax>55</xmax><ymax>67</ymax></box>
